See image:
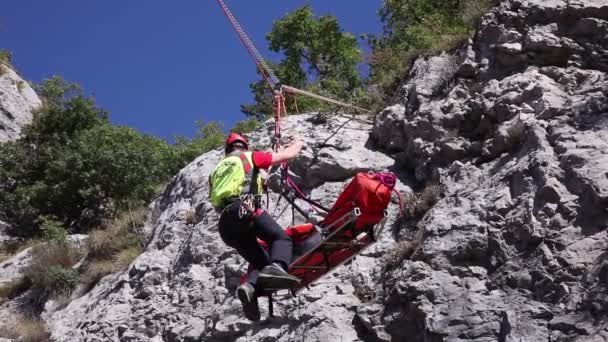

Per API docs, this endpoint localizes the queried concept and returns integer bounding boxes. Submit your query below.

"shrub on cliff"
[368,0,492,94]
[0,49,12,66]
[231,118,260,134]
[0,277,31,303]
[23,241,82,297]
[172,121,224,168]
[83,208,145,290]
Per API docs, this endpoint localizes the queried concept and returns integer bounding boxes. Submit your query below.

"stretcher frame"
[262,207,388,317]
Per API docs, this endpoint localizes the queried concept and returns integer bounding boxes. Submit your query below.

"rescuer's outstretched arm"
[270,139,303,165]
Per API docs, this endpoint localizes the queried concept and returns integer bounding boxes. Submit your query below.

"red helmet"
[225,132,249,152]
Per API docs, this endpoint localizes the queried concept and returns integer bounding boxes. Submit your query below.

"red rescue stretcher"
[240,172,398,317]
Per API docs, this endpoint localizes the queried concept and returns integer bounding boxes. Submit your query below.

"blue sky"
[1,1,382,140]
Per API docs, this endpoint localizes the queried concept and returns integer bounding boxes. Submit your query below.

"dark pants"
[218,200,293,283]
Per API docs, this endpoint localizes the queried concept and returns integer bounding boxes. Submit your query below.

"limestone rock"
[0,235,87,287]
[365,0,608,340]
[48,114,407,342]
[0,235,88,338]
[0,64,41,142]
[7,0,604,340]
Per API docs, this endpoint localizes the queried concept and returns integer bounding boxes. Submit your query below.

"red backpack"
[321,172,396,237]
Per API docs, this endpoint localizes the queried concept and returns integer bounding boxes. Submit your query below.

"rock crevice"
[364,0,608,340]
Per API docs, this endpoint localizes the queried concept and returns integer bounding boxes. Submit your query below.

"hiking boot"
[258,263,300,290]
[236,283,260,321]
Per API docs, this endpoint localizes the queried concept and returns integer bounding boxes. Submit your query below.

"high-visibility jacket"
[209,151,263,209]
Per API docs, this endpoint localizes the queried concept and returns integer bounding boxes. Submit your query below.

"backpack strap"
[239,153,253,174]
[234,152,259,195]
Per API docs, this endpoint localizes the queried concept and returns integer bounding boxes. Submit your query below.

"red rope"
[216,0,278,90]
[372,172,405,216]
[393,188,405,216]
[287,175,326,214]
[272,88,331,214]
[272,91,285,151]
[216,0,372,116]
[281,163,328,215]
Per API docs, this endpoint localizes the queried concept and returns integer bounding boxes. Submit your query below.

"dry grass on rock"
[382,240,419,272]
[87,208,145,260]
[0,316,50,342]
[80,260,114,293]
[0,252,10,264]
[403,184,441,219]
[0,239,43,257]
[23,241,82,297]
[82,208,146,291]
[17,317,50,342]
[0,277,31,303]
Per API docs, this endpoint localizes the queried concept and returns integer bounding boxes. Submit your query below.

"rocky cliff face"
[0,64,43,329]
[3,0,603,340]
[48,114,408,341]
[0,64,41,142]
[366,0,608,341]
[0,235,88,334]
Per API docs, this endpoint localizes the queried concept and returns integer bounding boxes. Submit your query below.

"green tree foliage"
[45,124,176,219]
[242,5,362,117]
[369,0,491,94]
[231,118,260,134]
[27,76,108,145]
[0,77,223,238]
[0,78,110,236]
[172,121,225,167]
[38,215,68,242]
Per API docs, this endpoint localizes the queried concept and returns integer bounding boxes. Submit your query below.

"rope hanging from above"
[216,0,279,88]
[215,0,371,116]
[216,0,375,217]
